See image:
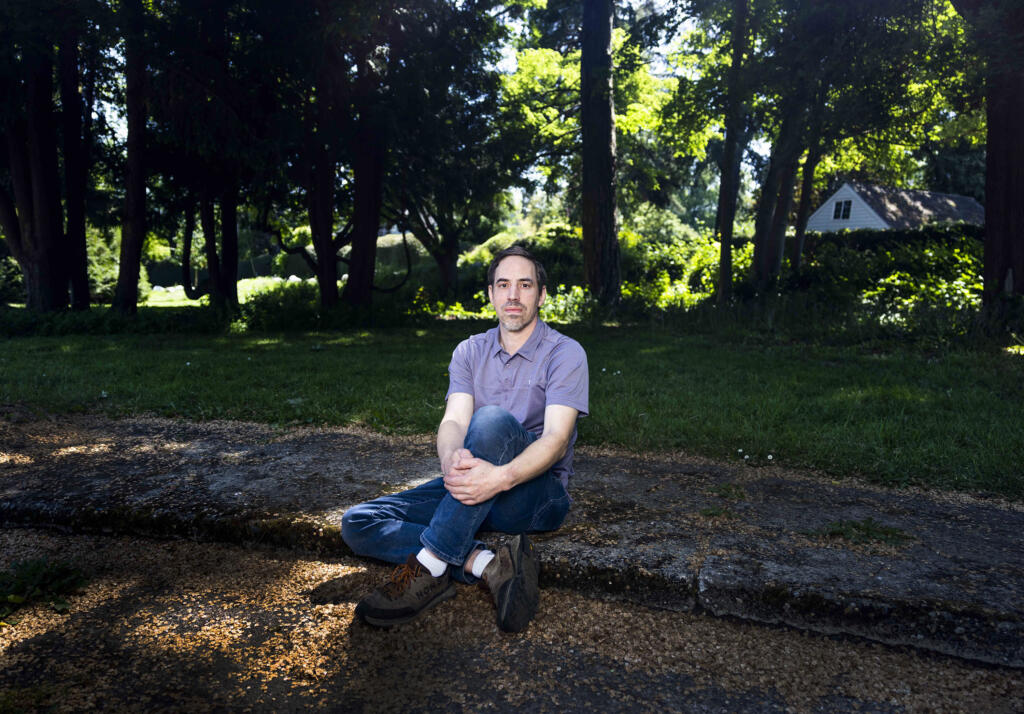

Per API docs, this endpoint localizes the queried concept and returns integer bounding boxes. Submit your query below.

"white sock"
[470,549,496,579]
[416,548,448,577]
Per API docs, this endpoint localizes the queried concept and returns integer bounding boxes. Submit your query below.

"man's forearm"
[437,419,468,472]
[496,433,568,490]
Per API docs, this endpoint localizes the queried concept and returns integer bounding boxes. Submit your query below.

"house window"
[833,200,851,220]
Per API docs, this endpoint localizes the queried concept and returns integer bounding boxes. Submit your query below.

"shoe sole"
[496,534,540,633]
[359,583,457,628]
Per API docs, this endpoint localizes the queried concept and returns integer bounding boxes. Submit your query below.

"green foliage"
[0,559,87,626]
[792,225,984,332]
[241,279,321,332]
[0,255,23,305]
[459,222,586,299]
[540,284,597,324]
[87,227,151,304]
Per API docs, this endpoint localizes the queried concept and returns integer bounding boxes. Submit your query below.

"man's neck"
[498,319,539,356]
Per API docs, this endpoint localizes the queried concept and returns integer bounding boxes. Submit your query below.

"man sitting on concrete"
[342,246,589,632]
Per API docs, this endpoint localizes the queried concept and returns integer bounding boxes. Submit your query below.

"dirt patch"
[2,529,1022,713]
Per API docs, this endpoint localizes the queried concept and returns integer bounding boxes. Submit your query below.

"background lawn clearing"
[2,324,1021,499]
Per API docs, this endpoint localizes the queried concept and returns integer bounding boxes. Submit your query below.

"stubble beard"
[498,303,536,332]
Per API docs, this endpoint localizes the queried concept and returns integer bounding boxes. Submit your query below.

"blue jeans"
[341,405,570,583]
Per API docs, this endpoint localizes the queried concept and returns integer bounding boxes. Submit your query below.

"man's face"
[488,255,546,333]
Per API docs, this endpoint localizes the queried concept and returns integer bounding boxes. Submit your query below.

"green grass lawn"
[2,323,1022,499]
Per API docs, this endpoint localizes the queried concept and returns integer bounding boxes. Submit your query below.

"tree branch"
[274,229,319,274]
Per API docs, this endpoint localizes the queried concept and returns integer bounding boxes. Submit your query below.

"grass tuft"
[808,518,911,547]
[0,558,88,626]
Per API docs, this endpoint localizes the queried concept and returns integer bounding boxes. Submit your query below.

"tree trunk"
[113,0,146,315]
[789,89,826,273]
[951,0,1024,306]
[59,24,91,310]
[790,145,823,272]
[343,89,385,309]
[18,47,68,311]
[752,113,803,290]
[180,196,207,300]
[716,0,749,305]
[309,88,339,309]
[199,195,227,311]
[766,153,800,277]
[581,0,620,306]
[220,184,240,309]
[982,22,1024,301]
[438,225,462,298]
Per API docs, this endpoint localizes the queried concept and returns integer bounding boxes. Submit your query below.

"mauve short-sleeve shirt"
[445,320,589,488]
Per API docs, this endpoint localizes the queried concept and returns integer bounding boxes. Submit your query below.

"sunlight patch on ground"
[53,443,113,458]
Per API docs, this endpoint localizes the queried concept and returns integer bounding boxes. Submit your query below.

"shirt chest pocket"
[515,368,548,408]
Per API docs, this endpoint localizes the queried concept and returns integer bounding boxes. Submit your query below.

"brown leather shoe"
[355,554,456,627]
[482,534,540,633]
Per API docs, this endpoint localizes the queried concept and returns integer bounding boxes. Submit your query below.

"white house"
[805,182,984,233]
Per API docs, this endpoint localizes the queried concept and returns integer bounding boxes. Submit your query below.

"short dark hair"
[487,245,547,290]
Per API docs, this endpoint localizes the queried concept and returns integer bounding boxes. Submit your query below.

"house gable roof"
[847,182,984,229]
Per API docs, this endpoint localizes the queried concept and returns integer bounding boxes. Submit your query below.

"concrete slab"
[1,414,1021,667]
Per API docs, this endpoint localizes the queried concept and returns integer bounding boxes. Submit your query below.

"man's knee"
[467,405,517,441]
[465,406,524,464]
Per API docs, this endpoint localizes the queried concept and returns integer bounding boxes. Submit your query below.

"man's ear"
[538,285,547,306]
[487,284,493,302]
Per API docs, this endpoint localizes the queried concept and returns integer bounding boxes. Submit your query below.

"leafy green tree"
[748,0,941,289]
[383,1,526,298]
[509,2,680,291]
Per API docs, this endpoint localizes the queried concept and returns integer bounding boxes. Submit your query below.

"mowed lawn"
[2,323,1022,499]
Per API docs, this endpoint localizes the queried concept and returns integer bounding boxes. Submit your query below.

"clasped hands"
[442,448,509,505]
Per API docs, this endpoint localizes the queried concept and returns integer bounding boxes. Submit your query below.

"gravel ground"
[1,529,1021,713]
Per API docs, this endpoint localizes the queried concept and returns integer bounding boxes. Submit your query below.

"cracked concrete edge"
[695,562,1023,669]
[1,501,1020,669]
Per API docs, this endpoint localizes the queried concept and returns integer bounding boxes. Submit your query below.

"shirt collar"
[488,320,548,362]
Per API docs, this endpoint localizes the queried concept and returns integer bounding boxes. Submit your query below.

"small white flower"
[744,455,749,460]
[767,454,773,461]
[737,448,743,454]
[100,390,108,399]
[602,368,606,372]
[186,361,191,366]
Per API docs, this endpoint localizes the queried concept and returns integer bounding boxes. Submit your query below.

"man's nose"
[508,283,520,299]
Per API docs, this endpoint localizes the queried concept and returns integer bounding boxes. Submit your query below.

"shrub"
[540,284,597,324]
[241,278,321,332]
[459,223,585,303]
[792,225,984,324]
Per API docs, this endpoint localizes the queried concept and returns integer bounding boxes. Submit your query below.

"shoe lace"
[383,561,423,597]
